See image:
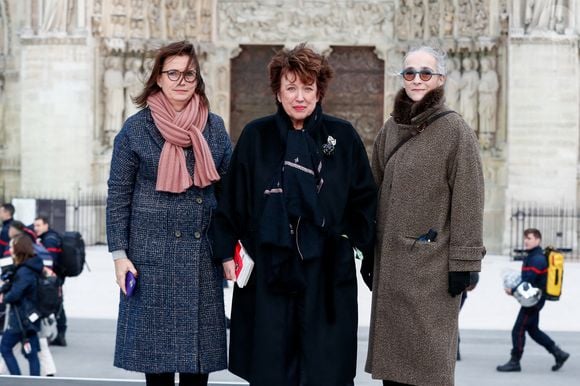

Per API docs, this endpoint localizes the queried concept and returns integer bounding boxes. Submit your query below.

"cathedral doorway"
[230,45,384,154]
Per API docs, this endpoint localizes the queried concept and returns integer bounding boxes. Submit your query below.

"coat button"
[175,230,182,238]
[194,231,201,239]
[196,197,203,204]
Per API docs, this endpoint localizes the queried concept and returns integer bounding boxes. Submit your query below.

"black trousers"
[145,373,208,386]
[510,299,555,359]
[383,381,414,386]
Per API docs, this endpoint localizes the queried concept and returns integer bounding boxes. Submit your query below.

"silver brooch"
[322,135,336,156]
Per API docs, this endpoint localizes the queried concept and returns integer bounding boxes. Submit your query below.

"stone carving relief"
[123,57,143,120]
[394,0,490,41]
[511,0,572,35]
[442,51,502,150]
[478,57,499,149]
[39,0,71,33]
[91,0,213,42]
[218,1,394,44]
[459,56,479,133]
[445,56,461,112]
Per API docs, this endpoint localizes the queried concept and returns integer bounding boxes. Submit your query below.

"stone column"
[19,39,93,194]
[504,35,579,252]
[211,43,241,134]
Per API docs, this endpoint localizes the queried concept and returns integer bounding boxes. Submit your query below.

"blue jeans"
[0,329,40,375]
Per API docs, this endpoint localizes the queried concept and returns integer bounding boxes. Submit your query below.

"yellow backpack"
[544,247,564,301]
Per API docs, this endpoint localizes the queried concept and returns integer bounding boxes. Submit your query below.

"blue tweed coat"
[106,108,232,374]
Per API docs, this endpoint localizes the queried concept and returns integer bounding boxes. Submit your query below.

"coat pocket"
[128,208,168,266]
[333,235,356,286]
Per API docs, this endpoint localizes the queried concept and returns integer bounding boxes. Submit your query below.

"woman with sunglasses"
[365,46,485,386]
[107,41,232,386]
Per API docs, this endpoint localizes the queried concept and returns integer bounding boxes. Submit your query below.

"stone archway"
[229,45,282,143]
[325,46,385,156]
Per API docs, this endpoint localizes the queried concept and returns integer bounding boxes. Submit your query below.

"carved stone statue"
[103,56,125,147]
[525,0,557,33]
[166,0,180,39]
[478,57,499,148]
[445,57,461,112]
[148,0,162,37]
[411,0,425,39]
[40,0,69,33]
[459,57,479,132]
[395,0,411,40]
[428,0,440,38]
[124,58,143,120]
[442,0,455,36]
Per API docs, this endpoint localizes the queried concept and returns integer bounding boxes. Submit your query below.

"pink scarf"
[147,91,220,192]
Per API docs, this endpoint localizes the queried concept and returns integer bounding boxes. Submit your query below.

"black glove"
[360,256,374,291]
[448,271,471,297]
[466,272,480,291]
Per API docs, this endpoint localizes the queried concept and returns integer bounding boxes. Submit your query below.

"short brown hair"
[268,43,334,103]
[11,234,35,265]
[524,228,542,240]
[134,41,209,109]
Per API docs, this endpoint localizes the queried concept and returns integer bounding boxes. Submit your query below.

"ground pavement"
[0,246,578,385]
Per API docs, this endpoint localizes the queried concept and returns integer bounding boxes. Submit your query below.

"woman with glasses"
[107,41,232,386]
[365,46,485,386]
[212,43,376,386]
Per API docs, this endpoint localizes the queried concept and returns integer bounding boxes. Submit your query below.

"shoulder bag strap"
[385,110,456,165]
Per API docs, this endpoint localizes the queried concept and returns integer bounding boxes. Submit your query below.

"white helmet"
[513,281,542,307]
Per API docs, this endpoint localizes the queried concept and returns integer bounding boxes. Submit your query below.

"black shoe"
[49,334,67,347]
[551,346,570,371]
[497,357,521,372]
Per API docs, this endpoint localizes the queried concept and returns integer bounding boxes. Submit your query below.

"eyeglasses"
[161,69,197,83]
[400,68,443,82]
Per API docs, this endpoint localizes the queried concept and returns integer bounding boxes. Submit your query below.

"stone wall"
[0,0,578,253]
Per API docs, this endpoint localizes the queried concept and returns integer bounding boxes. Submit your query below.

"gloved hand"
[448,271,471,297]
[466,272,480,291]
[360,256,373,291]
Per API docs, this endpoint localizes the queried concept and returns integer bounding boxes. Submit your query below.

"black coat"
[212,106,377,385]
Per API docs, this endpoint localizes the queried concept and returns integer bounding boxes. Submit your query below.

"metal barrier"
[2,190,107,246]
[510,202,577,260]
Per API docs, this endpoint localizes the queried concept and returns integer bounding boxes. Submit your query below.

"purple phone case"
[126,271,137,297]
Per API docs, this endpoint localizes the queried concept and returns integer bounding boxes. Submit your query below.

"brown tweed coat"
[365,87,485,385]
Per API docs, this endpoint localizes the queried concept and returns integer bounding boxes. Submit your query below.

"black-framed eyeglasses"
[400,68,443,82]
[161,69,197,82]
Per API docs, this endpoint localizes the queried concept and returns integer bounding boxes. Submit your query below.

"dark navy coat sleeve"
[106,121,140,252]
[522,248,548,288]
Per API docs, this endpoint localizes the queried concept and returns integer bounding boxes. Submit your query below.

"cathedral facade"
[0,0,578,253]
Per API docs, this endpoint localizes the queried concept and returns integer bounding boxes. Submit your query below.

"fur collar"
[392,87,446,125]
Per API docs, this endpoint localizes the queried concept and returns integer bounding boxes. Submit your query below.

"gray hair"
[403,46,447,75]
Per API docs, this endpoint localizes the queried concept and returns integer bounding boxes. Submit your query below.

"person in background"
[212,43,376,386]
[366,46,485,386]
[457,272,479,361]
[497,228,570,372]
[0,203,14,338]
[9,220,57,376]
[107,40,232,386]
[34,216,66,347]
[0,204,15,257]
[0,235,43,376]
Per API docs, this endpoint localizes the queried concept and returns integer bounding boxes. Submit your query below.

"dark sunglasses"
[400,68,443,81]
